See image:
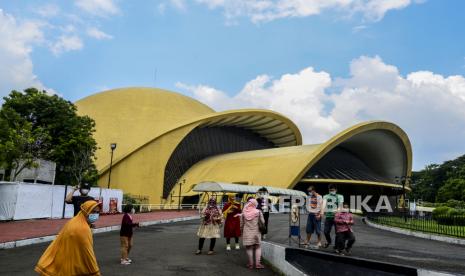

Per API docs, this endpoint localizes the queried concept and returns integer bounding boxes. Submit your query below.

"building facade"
[76,87,412,205]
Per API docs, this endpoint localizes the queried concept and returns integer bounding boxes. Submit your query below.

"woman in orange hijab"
[35,200,101,276]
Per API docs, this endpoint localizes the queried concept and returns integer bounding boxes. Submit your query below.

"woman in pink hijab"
[240,198,265,269]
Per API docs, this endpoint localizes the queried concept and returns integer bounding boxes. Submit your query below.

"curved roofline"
[98,109,302,174]
[300,178,412,192]
[76,86,215,113]
[289,121,413,189]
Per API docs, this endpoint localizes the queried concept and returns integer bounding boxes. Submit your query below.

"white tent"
[192,181,306,197]
[0,182,123,220]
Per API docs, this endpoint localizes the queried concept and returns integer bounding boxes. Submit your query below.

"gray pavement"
[0,219,277,276]
[266,214,465,275]
[2,213,465,275]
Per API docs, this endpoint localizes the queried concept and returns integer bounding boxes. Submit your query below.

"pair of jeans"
[323,217,336,245]
[198,238,216,251]
[335,231,355,251]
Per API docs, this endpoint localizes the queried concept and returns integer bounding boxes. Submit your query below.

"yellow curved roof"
[178,121,412,195]
[75,87,215,169]
[76,87,302,171]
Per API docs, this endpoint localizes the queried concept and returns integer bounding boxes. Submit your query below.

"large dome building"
[76,87,412,205]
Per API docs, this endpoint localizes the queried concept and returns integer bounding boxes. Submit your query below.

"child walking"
[120,204,139,265]
[334,203,355,255]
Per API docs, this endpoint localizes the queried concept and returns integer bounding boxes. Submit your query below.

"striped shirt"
[308,193,322,214]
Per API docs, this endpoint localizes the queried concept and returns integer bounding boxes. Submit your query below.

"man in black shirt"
[65,183,95,216]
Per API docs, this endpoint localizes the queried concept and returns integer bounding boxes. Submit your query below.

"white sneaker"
[235,244,240,250]
[126,258,132,263]
[120,260,131,265]
[226,244,231,251]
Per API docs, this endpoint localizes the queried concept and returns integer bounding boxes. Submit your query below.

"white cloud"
[178,56,465,169]
[195,0,417,23]
[75,0,120,17]
[170,0,187,11]
[0,10,52,98]
[35,4,60,18]
[86,27,113,40]
[50,35,83,55]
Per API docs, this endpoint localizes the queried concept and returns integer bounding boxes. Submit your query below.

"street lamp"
[395,175,411,222]
[178,179,185,211]
[107,143,117,189]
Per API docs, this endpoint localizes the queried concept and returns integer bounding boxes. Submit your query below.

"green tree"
[0,88,98,185]
[436,178,465,202]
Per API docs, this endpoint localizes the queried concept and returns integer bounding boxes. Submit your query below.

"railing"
[122,204,206,213]
[367,212,465,238]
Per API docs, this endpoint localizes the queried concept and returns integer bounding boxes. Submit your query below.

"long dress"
[241,211,265,246]
[197,207,223,239]
[222,202,241,238]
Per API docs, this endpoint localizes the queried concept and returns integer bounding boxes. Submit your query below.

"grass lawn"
[372,216,465,238]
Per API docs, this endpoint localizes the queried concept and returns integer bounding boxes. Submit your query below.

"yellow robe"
[35,200,101,276]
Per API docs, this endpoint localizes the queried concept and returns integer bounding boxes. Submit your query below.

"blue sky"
[1,0,465,170]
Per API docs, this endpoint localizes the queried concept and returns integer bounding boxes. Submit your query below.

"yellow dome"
[75,87,215,169]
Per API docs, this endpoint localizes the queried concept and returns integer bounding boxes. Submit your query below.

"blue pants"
[306,213,321,235]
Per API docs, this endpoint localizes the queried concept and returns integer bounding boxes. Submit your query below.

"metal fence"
[367,212,465,238]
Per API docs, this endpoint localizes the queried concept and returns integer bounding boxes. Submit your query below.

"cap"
[80,183,91,189]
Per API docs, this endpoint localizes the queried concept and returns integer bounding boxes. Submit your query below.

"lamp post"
[178,179,185,211]
[395,175,411,222]
[107,143,117,189]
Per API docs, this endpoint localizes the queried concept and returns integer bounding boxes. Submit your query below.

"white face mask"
[81,189,90,195]
[131,208,135,214]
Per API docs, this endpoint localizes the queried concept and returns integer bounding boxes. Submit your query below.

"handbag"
[258,216,266,234]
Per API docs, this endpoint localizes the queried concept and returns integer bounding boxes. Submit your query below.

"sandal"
[246,263,253,269]
[256,263,265,269]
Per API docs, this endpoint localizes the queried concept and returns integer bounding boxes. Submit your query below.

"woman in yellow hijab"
[35,200,101,276]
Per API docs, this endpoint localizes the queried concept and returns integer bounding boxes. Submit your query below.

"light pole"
[395,175,411,222]
[107,143,117,189]
[178,179,185,211]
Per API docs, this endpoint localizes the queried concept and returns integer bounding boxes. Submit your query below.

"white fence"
[0,182,122,220]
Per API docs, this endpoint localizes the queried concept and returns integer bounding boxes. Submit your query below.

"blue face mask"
[87,213,99,224]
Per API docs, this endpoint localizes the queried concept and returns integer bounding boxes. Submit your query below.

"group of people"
[35,184,140,275]
[33,183,355,275]
[305,184,355,255]
[195,193,269,269]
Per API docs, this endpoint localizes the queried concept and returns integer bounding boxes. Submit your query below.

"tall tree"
[0,88,97,185]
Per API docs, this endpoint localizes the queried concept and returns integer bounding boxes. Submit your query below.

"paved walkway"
[0,219,276,276]
[266,214,465,275]
[0,210,198,243]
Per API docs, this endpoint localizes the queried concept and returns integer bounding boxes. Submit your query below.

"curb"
[261,241,308,276]
[364,218,465,246]
[0,216,199,250]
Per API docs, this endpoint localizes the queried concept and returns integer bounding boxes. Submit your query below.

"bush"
[444,199,465,209]
[433,206,465,226]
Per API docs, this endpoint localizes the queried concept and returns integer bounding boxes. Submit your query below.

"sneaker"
[120,260,131,265]
[226,244,231,251]
[345,248,352,255]
[235,244,240,250]
[195,250,201,255]
[322,243,330,249]
[207,250,214,255]
[125,258,132,263]
[316,242,322,248]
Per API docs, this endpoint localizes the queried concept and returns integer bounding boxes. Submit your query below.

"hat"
[80,183,91,189]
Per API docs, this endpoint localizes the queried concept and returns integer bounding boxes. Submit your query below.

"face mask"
[81,189,90,195]
[131,208,135,214]
[330,191,336,195]
[87,213,99,223]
